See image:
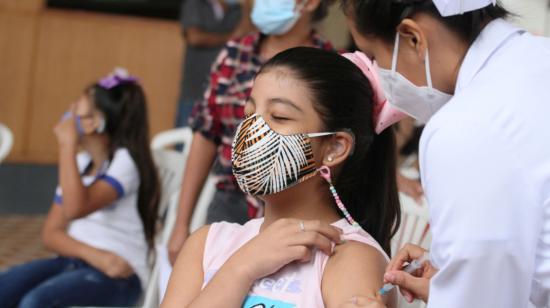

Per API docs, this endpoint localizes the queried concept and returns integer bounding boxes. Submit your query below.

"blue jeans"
[0,257,141,308]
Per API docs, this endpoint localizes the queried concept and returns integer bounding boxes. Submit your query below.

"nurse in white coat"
[342,0,550,307]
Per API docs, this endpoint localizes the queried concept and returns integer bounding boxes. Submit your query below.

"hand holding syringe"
[379,252,430,296]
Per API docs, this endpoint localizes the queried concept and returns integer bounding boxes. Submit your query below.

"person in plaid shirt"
[168,0,337,264]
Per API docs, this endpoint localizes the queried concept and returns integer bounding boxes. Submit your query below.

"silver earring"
[327,156,334,162]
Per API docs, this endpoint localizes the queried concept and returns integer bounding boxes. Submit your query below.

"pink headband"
[342,52,407,134]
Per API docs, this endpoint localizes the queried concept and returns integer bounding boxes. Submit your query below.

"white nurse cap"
[432,0,497,16]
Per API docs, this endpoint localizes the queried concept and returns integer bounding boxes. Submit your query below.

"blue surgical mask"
[251,0,305,35]
[223,0,241,5]
[61,112,106,136]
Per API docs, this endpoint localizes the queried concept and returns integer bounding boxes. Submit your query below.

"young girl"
[168,0,337,265]
[162,48,402,308]
[0,69,160,307]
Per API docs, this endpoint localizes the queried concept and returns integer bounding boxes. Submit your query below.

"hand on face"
[54,106,80,148]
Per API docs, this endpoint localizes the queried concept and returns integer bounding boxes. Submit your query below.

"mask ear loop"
[425,47,434,96]
[391,33,400,74]
[96,117,106,134]
[319,166,360,227]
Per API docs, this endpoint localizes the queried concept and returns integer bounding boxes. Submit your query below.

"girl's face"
[245,67,327,163]
[245,68,324,136]
[73,92,105,135]
[235,64,357,204]
[243,66,354,174]
[241,67,331,200]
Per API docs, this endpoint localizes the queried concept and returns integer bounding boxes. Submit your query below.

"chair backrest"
[0,123,14,163]
[142,127,216,308]
[393,192,431,308]
[151,128,192,221]
[392,193,431,254]
[150,127,215,236]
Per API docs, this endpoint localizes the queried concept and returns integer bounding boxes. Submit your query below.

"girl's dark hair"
[88,82,160,251]
[341,0,510,44]
[259,47,400,255]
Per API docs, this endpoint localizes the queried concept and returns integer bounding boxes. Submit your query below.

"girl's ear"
[321,131,355,167]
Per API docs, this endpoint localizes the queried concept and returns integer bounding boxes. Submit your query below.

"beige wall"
[0,1,353,164]
[319,4,351,50]
[502,0,549,35]
[0,1,183,163]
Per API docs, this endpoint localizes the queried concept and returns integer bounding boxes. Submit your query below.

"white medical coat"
[420,19,550,307]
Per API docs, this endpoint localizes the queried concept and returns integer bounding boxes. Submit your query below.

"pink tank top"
[202,218,389,308]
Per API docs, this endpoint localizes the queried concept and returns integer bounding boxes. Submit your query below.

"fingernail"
[384,273,395,281]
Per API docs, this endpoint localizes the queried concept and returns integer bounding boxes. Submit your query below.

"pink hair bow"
[342,52,407,134]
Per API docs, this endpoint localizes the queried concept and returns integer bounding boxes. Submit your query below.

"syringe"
[379,253,430,295]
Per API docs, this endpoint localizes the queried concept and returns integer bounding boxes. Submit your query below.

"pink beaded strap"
[319,166,360,227]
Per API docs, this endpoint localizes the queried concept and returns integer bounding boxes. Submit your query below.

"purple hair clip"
[98,67,139,89]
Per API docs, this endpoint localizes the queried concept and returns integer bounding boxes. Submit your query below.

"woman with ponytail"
[162,47,401,308]
[0,69,160,307]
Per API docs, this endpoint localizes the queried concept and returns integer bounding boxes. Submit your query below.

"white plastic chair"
[0,123,14,163]
[392,193,431,254]
[142,127,216,308]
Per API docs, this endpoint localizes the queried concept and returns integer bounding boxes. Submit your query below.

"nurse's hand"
[384,244,437,303]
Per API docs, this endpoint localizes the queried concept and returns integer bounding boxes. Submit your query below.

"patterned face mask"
[232,114,335,196]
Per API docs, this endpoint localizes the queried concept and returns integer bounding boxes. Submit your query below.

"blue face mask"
[61,112,106,136]
[223,0,241,5]
[251,0,305,35]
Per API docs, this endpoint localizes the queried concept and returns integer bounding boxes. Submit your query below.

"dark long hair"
[259,47,400,255]
[88,82,160,250]
[341,0,510,44]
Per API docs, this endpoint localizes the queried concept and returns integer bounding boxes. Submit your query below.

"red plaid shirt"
[189,31,335,217]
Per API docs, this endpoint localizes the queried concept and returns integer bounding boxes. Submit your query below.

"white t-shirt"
[54,148,149,287]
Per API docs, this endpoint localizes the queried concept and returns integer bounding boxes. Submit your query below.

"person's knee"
[18,286,55,308]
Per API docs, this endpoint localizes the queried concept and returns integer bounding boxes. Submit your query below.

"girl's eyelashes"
[271,114,291,122]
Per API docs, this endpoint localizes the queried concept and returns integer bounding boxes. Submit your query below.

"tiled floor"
[0,215,53,271]
[0,164,56,270]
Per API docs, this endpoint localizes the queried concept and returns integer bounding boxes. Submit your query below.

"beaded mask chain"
[319,166,360,227]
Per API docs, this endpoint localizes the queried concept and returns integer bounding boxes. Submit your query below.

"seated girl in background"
[0,69,160,308]
[162,47,402,308]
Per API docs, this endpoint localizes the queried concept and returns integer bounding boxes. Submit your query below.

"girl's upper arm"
[162,225,210,308]
[74,180,120,217]
[66,149,139,219]
[322,241,396,308]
